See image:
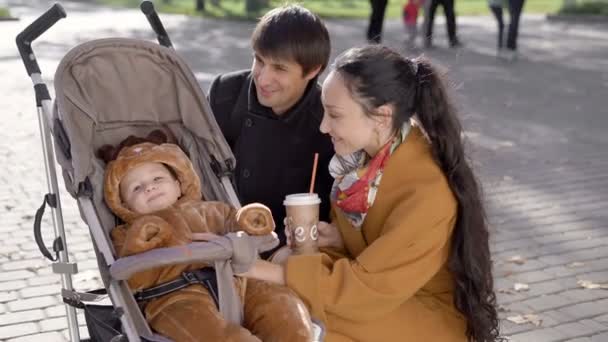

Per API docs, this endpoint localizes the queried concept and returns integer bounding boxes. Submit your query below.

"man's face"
[251,52,320,115]
[120,162,181,215]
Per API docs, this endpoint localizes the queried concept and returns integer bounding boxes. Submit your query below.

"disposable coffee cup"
[284,193,321,255]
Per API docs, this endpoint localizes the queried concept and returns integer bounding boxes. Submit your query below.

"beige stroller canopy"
[53,38,235,203]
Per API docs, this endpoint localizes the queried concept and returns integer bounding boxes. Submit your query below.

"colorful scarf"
[329,121,412,229]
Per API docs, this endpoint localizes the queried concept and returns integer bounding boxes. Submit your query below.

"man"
[207,5,334,258]
[424,0,462,48]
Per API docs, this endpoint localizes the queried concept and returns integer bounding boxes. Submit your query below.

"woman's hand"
[284,219,344,250]
[237,259,285,285]
[317,221,344,249]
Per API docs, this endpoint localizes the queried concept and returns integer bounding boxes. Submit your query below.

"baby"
[99,131,313,342]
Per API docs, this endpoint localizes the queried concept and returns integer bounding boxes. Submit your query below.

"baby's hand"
[122,216,172,256]
[236,203,275,235]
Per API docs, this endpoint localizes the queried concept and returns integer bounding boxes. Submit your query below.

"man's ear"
[303,65,323,81]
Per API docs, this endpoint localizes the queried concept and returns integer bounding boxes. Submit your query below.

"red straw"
[309,153,319,193]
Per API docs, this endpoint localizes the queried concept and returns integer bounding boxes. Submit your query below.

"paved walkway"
[1,1,607,341]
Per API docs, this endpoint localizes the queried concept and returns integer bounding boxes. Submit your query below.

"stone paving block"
[7,296,57,312]
[61,325,90,341]
[496,259,549,274]
[0,309,45,326]
[39,317,68,332]
[499,301,537,315]
[44,305,69,318]
[500,319,536,336]
[508,326,564,342]
[562,288,608,303]
[7,331,66,342]
[34,267,54,276]
[0,303,5,314]
[518,293,580,312]
[76,259,102,271]
[0,291,19,303]
[560,299,608,320]
[0,280,27,292]
[595,314,608,323]
[17,243,42,252]
[1,258,48,272]
[0,323,40,340]
[565,247,608,264]
[576,270,608,283]
[0,270,35,282]
[541,307,583,325]
[537,238,608,258]
[522,278,575,297]
[19,284,61,298]
[18,250,50,260]
[26,274,59,286]
[507,270,556,284]
[552,321,606,340]
[0,244,20,254]
[579,319,608,331]
[590,332,608,341]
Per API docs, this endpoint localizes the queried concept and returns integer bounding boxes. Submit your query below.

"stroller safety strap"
[133,267,219,308]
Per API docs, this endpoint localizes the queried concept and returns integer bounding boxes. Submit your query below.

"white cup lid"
[284,193,321,206]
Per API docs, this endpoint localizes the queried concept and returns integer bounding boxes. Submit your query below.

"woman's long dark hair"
[332,45,502,342]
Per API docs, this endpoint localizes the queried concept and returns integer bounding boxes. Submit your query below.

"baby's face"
[120,162,181,215]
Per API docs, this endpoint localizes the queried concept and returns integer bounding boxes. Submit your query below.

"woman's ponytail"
[414,58,503,342]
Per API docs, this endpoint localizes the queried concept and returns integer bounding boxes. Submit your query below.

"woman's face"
[320,71,381,156]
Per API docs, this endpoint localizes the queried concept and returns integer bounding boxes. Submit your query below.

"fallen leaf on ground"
[497,305,510,312]
[506,314,542,327]
[513,283,529,291]
[506,255,526,265]
[577,280,608,290]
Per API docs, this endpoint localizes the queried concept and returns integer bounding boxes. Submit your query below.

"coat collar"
[246,73,320,125]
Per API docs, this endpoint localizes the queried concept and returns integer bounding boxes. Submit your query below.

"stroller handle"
[140,0,173,48]
[16,3,66,76]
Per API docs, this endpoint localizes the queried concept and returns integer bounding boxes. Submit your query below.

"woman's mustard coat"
[285,127,468,341]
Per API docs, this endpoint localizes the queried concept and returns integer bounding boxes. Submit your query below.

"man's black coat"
[208,70,334,256]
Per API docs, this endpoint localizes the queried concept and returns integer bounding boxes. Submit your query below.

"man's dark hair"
[251,5,331,76]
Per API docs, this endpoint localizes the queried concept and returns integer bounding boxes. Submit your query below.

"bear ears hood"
[104,142,201,223]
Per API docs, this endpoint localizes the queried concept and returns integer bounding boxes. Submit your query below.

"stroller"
[17,2,323,341]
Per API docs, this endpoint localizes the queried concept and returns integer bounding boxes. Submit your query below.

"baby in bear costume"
[99,131,313,342]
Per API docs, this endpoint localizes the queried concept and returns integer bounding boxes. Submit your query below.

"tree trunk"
[196,0,205,11]
[245,0,269,13]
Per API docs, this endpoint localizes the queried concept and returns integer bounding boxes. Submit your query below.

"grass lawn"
[101,0,564,20]
[0,6,11,18]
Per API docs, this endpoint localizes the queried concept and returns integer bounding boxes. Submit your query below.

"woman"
[238,45,502,341]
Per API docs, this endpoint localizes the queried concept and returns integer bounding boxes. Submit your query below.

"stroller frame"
[16,2,293,341]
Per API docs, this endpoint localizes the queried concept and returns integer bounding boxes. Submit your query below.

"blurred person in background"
[423,0,462,48]
[403,0,424,48]
[367,0,389,43]
[488,0,526,61]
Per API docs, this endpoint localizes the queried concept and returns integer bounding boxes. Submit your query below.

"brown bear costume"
[101,138,313,342]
